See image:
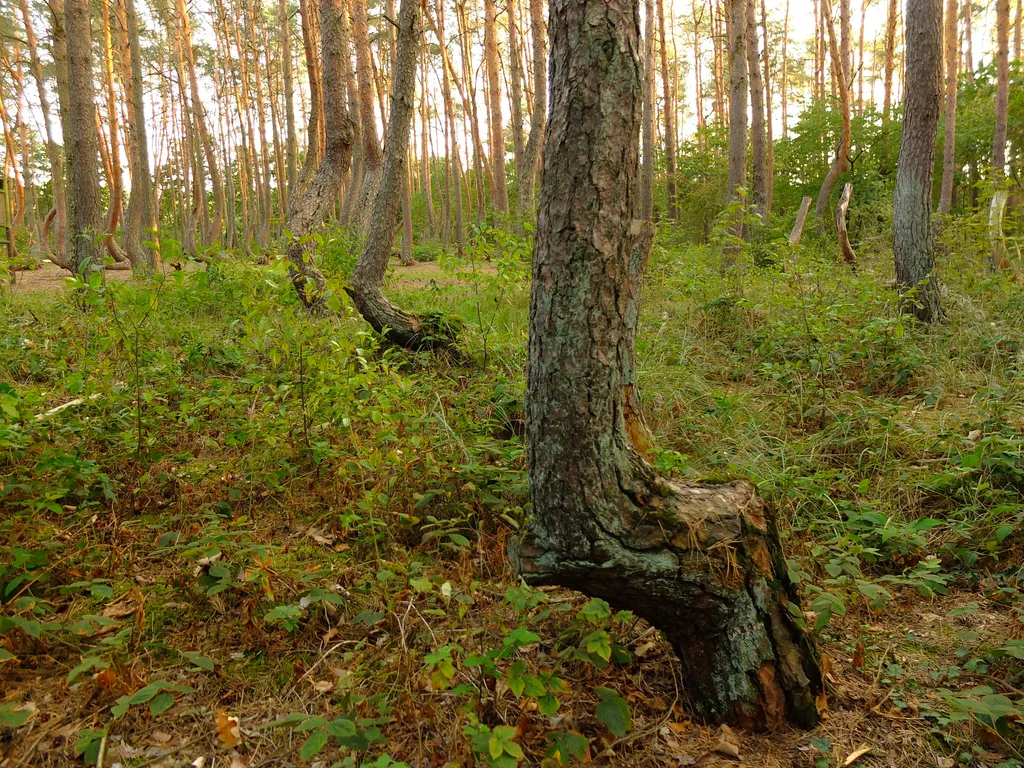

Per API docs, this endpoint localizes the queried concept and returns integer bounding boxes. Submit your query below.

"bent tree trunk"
[346,0,456,349]
[510,0,821,728]
[285,0,356,310]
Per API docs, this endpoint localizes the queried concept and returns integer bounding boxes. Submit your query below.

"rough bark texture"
[286,0,356,309]
[993,0,1010,178]
[512,0,822,729]
[745,0,768,223]
[281,0,299,201]
[351,0,384,232]
[483,0,509,212]
[938,0,959,215]
[64,0,104,275]
[641,0,656,219]
[347,0,456,349]
[894,0,943,323]
[814,0,852,236]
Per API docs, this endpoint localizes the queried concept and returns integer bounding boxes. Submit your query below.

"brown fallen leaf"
[843,745,872,766]
[151,731,173,744]
[215,711,242,749]
[101,600,136,619]
[311,680,333,693]
[715,725,741,759]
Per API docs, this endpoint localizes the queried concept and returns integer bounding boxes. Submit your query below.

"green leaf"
[295,716,329,732]
[149,692,175,716]
[594,687,631,737]
[300,730,329,761]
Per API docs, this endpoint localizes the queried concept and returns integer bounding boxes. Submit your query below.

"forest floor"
[1,232,1023,768]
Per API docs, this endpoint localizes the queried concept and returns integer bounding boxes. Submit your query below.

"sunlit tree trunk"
[815,0,852,237]
[781,0,789,135]
[512,0,822,728]
[519,0,546,219]
[427,0,465,253]
[281,0,299,203]
[727,0,748,250]
[993,0,1010,179]
[420,41,436,236]
[964,0,974,84]
[882,0,897,121]
[939,0,960,215]
[894,0,943,322]
[509,0,526,219]
[641,0,655,219]
[483,0,509,212]
[351,0,384,232]
[746,0,768,223]
[657,0,678,219]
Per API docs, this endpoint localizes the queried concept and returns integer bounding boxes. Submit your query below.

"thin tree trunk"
[512,0,822,728]
[726,0,748,249]
[509,0,526,221]
[938,0,959,215]
[815,0,852,234]
[882,0,897,121]
[781,0,788,135]
[762,0,774,214]
[789,196,812,245]
[1015,0,1022,59]
[286,0,356,309]
[348,0,454,348]
[281,0,299,203]
[993,0,1010,179]
[657,0,678,219]
[746,0,768,223]
[641,0,656,219]
[518,0,546,219]
[894,0,943,322]
[836,182,856,262]
[483,0,509,212]
[964,0,974,83]
[351,0,384,232]
[420,40,436,235]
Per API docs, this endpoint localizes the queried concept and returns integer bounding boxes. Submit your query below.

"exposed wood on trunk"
[512,0,822,728]
[789,196,813,246]
[988,190,1022,281]
[836,182,856,263]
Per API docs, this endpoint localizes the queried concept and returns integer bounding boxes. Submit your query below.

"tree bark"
[781,0,789,135]
[281,0,299,203]
[351,0,385,232]
[893,0,943,323]
[938,0,959,215]
[746,0,768,223]
[993,0,1010,179]
[882,0,898,121]
[727,0,748,207]
[286,0,356,309]
[509,0,526,221]
[836,182,856,263]
[518,0,546,219]
[347,0,456,349]
[789,196,812,245]
[63,0,104,275]
[511,0,822,728]
[483,0,509,212]
[657,0,678,219]
[641,0,656,219]
[814,0,852,235]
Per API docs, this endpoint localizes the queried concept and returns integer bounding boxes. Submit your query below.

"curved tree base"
[287,239,329,313]
[346,282,460,351]
[510,478,822,730]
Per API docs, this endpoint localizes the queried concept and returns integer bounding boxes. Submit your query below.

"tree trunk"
[657,0,678,219]
[782,0,789,135]
[893,0,943,323]
[347,0,456,349]
[509,0,526,222]
[351,0,384,232]
[641,0,656,219]
[1015,0,1022,60]
[286,0,356,309]
[518,0,546,219]
[789,196,812,245]
[63,0,104,275]
[964,0,974,83]
[427,0,465,253]
[761,0,774,215]
[814,0,852,235]
[993,0,1010,179]
[118,0,157,267]
[511,0,822,728]
[938,0,959,215]
[420,41,436,235]
[836,182,856,263]
[746,0,768,223]
[18,0,67,267]
[882,0,897,121]
[727,0,747,208]
[281,0,299,202]
[483,0,509,213]
[988,190,1022,279]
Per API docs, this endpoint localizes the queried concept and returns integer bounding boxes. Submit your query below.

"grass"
[1,223,1023,767]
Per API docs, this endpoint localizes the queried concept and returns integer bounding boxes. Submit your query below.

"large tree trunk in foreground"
[286,0,356,309]
[893,0,943,323]
[938,0,959,216]
[511,0,821,728]
[347,0,456,349]
[64,0,104,275]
